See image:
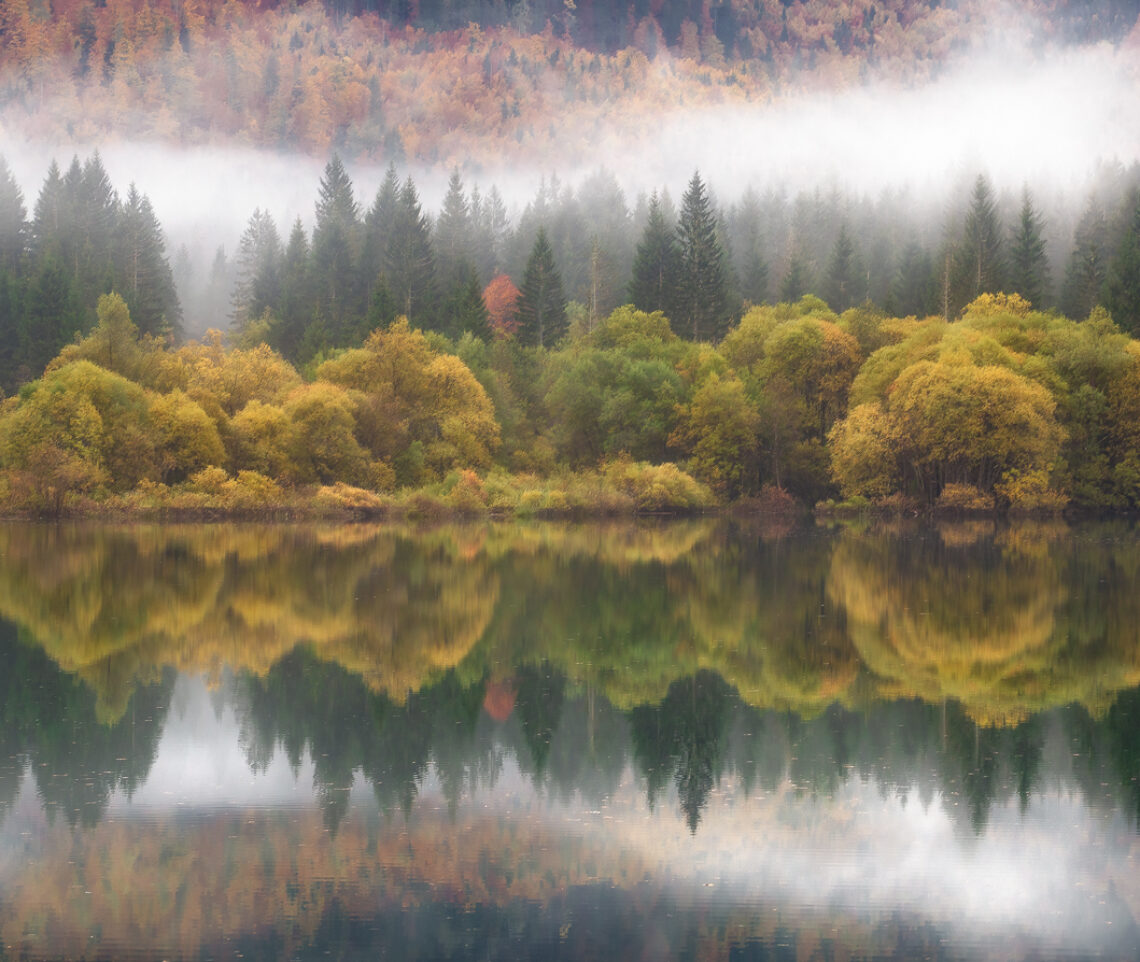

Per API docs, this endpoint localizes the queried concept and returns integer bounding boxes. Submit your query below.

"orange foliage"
[483,274,520,338]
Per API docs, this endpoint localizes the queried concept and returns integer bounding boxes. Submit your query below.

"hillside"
[1,0,1138,167]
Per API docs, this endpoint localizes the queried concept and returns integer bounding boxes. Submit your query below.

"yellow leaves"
[318,318,500,480]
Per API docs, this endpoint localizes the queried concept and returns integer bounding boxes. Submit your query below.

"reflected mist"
[2,519,1140,959]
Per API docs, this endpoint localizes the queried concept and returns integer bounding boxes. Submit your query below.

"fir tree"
[889,239,936,318]
[1062,197,1109,320]
[272,218,313,361]
[516,227,567,348]
[310,154,362,342]
[628,191,678,315]
[675,171,730,340]
[824,221,864,312]
[116,185,182,340]
[434,168,474,294]
[0,157,27,273]
[1007,187,1050,309]
[1105,189,1140,335]
[385,176,437,327]
[230,208,281,332]
[361,163,400,300]
[950,174,1005,313]
[780,248,813,302]
[441,261,492,341]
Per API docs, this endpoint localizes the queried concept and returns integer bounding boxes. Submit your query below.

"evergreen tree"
[441,261,492,341]
[30,160,65,259]
[310,154,362,343]
[675,171,730,341]
[780,247,813,302]
[433,168,474,294]
[385,176,437,327]
[516,227,567,348]
[22,255,83,376]
[0,156,27,273]
[889,239,936,317]
[1104,189,1140,335]
[1007,187,1051,309]
[1062,197,1109,320]
[230,208,281,332]
[824,221,864,312]
[628,191,679,315]
[115,185,182,340]
[360,162,400,300]
[272,218,313,361]
[470,184,510,282]
[950,174,1005,313]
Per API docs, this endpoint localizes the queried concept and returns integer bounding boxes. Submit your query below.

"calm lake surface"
[1,518,1140,960]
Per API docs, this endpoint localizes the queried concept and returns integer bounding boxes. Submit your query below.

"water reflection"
[1,519,1140,958]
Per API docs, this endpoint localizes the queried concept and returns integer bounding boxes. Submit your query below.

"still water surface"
[1,519,1139,960]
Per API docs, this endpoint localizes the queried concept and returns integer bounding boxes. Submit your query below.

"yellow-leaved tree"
[317,318,499,485]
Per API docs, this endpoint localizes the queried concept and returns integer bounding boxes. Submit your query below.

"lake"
[1,518,1139,960]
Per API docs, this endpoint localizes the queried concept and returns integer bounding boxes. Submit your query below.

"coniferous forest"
[2,0,1140,515]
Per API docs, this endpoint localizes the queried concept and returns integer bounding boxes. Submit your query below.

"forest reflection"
[2,519,1140,835]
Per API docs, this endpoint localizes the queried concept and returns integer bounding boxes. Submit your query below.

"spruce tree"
[385,177,437,327]
[950,174,1005,313]
[1062,197,1109,320]
[441,261,492,341]
[273,218,313,361]
[780,248,812,302]
[434,169,474,294]
[116,185,182,340]
[310,154,362,342]
[824,222,864,312]
[1007,188,1050,309]
[889,239,936,318]
[0,157,26,273]
[516,227,567,348]
[230,208,281,332]
[628,191,678,315]
[675,171,730,341]
[361,163,400,300]
[1105,189,1140,335]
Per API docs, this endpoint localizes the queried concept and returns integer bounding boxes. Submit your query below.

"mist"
[2,12,1138,333]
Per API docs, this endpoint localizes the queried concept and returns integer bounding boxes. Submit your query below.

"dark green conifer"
[1007,188,1050,309]
[675,171,730,340]
[516,227,567,348]
[628,191,678,315]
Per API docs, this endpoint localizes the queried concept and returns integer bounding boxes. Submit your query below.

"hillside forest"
[2,150,1140,515]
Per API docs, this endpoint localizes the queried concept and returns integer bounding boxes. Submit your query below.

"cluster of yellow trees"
[4,289,1140,515]
[0,293,498,513]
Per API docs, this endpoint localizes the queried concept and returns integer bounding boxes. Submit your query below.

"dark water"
[1,519,1139,960]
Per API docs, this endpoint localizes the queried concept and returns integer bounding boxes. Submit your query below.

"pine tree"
[950,174,1005,313]
[116,185,182,340]
[1007,188,1050,309]
[310,154,362,343]
[385,176,437,327]
[780,248,812,302]
[0,156,27,273]
[272,218,313,361]
[628,191,678,315]
[230,208,281,332]
[360,163,400,297]
[675,171,730,341]
[889,239,936,317]
[516,227,567,348]
[1105,189,1140,335]
[1062,197,1109,320]
[441,261,492,341]
[434,168,474,294]
[824,221,864,312]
